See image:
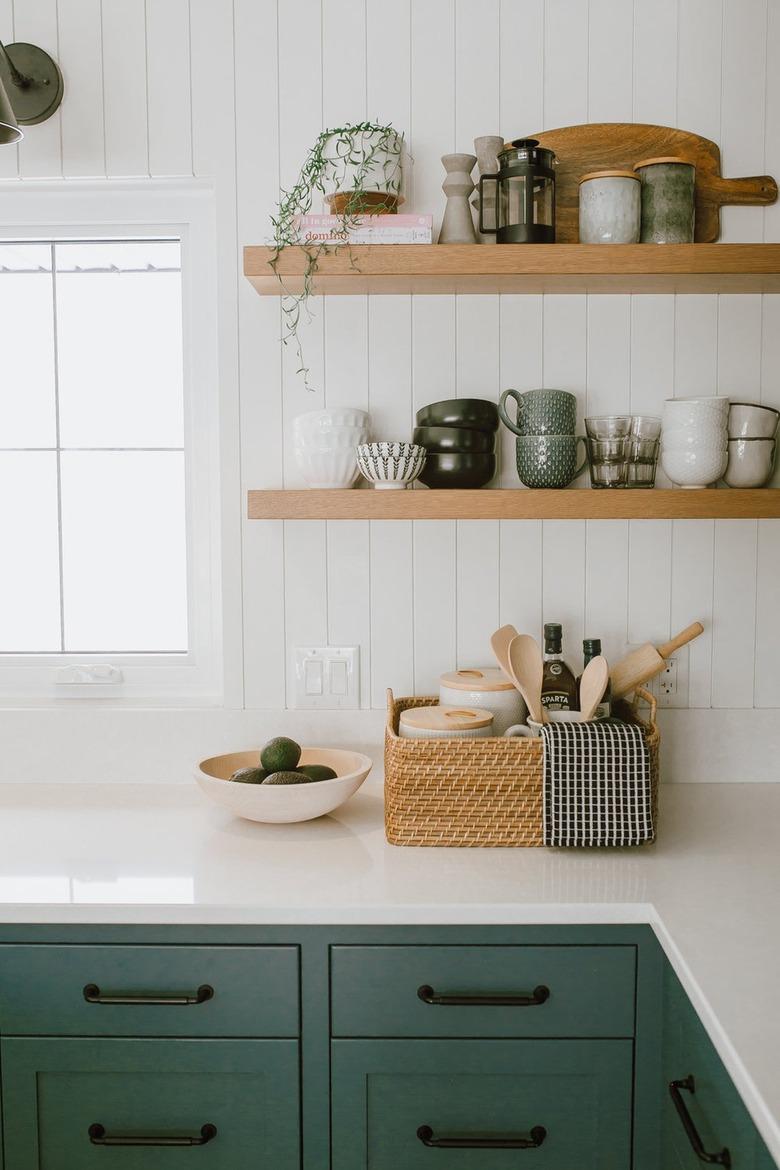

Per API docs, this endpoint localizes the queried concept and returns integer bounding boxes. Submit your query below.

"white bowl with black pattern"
[356,442,427,490]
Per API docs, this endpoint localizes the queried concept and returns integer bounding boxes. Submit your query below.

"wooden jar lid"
[439,667,515,692]
[579,169,639,183]
[400,705,494,731]
[633,156,695,170]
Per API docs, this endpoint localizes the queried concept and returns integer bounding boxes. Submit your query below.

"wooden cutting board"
[527,123,777,243]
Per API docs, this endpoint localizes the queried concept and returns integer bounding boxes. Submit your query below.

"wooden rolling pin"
[610,622,704,699]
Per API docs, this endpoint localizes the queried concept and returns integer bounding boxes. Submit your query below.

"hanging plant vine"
[270,121,404,391]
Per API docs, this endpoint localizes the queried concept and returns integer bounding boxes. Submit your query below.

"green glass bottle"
[578,637,612,720]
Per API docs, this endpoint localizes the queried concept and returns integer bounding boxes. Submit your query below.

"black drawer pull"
[417,983,549,1007]
[669,1076,731,1167]
[417,1124,546,1150]
[83,983,214,1006]
[88,1123,217,1147]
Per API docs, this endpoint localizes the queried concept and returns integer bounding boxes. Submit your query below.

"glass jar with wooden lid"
[439,667,526,736]
[578,170,641,244]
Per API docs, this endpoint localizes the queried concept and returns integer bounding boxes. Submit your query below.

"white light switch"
[293,647,359,709]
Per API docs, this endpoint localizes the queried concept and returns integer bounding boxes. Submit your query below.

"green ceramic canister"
[633,156,695,243]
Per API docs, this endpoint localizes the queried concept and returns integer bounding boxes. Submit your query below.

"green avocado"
[260,736,301,772]
[229,766,268,784]
[262,770,313,786]
[295,764,338,782]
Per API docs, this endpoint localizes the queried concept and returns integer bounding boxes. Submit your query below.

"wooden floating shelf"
[244,243,780,296]
[248,488,780,522]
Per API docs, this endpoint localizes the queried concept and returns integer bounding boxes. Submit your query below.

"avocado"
[229,766,268,784]
[295,764,338,782]
[260,736,301,772]
[262,770,313,786]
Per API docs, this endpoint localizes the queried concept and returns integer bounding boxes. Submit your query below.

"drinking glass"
[585,415,632,440]
[630,415,662,440]
[587,436,629,487]
[627,437,660,487]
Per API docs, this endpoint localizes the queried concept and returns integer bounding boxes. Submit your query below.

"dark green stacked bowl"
[414,399,498,488]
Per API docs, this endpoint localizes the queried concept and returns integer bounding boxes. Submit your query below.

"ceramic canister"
[399,705,494,740]
[633,157,696,243]
[439,668,527,736]
[578,170,641,244]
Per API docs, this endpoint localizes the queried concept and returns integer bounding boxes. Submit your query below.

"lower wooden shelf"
[247,488,780,521]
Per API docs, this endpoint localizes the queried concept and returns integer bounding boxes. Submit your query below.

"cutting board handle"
[710,174,778,205]
[658,622,704,659]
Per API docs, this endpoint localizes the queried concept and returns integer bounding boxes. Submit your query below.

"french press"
[479,138,557,243]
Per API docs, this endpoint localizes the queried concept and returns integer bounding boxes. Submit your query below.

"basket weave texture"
[384,688,660,848]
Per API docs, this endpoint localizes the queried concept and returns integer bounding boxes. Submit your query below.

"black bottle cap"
[544,622,562,652]
[583,638,602,656]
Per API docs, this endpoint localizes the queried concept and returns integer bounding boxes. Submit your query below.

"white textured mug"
[504,712,583,738]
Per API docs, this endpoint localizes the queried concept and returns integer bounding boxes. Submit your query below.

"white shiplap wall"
[2,0,779,730]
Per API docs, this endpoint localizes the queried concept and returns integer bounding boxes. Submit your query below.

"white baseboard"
[0,706,776,785]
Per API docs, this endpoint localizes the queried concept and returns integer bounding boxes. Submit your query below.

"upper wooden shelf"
[244,243,780,296]
[247,488,780,521]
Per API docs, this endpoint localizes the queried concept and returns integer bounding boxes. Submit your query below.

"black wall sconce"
[0,40,64,144]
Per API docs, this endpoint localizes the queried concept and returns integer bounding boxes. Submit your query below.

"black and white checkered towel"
[541,719,654,847]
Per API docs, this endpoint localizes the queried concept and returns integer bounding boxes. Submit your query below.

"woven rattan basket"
[384,687,659,847]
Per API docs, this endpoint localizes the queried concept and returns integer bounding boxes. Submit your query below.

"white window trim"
[0,181,225,706]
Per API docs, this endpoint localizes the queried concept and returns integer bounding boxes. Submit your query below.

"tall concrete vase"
[438,153,478,243]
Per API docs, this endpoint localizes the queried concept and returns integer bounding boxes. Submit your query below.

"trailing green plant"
[270,121,404,391]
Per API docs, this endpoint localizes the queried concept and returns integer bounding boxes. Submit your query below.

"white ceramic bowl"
[663,399,729,432]
[293,408,370,436]
[728,402,780,440]
[294,445,361,489]
[724,437,777,487]
[661,443,728,488]
[357,442,427,489]
[293,427,369,453]
[195,747,372,823]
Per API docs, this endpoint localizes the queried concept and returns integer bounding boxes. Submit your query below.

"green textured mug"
[499,387,578,436]
[516,434,588,488]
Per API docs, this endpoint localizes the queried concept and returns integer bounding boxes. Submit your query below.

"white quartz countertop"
[0,779,777,1161]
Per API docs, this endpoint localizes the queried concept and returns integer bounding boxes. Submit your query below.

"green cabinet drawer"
[1,1037,299,1170]
[662,965,776,1169]
[331,945,635,1037]
[0,945,298,1037]
[332,1038,633,1170]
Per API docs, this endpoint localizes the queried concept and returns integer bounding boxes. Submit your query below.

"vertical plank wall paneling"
[2,0,779,725]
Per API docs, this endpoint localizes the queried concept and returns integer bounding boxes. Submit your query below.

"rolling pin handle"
[657,622,704,659]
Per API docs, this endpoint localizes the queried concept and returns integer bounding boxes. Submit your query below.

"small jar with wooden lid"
[438,667,526,736]
[633,157,695,243]
[578,170,641,244]
[399,705,494,740]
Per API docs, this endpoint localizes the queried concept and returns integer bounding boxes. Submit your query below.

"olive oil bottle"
[578,638,612,720]
[541,623,578,711]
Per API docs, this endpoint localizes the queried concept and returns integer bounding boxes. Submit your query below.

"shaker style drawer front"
[0,945,299,1037]
[331,945,636,1037]
[1,1038,299,1170]
[332,1038,633,1170]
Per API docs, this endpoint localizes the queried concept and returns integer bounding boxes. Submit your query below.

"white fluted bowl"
[294,444,362,489]
[357,442,427,489]
[661,443,728,488]
[196,747,373,823]
[293,408,369,439]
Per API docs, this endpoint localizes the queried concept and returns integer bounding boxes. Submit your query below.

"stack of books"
[291,214,433,245]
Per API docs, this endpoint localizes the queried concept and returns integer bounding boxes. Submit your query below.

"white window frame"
[0,181,224,705]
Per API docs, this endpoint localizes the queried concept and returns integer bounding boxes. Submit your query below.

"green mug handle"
[573,435,588,481]
[498,388,525,437]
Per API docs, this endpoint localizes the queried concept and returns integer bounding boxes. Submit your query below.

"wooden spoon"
[508,634,545,725]
[490,624,519,682]
[578,655,609,721]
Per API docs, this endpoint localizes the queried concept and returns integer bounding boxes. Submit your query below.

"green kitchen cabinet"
[662,963,774,1170]
[331,1038,634,1170]
[1,1037,300,1170]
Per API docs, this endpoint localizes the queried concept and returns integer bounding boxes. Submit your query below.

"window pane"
[0,453,61,651]
[56,241,184,449]
[60,451,188,652]
[0,244,56,447]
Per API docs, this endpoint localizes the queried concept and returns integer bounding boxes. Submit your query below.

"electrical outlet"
[624,642,689,708]
[292,646,360,709]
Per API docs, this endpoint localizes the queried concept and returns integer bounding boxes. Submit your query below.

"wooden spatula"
[579,655,609,721]
[508,634,545,724]
[490,624,519,681]
[610,622,704,700]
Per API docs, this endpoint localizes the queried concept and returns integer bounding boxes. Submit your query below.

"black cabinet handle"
[83,983,214,1006]
[417,1124,546,1150]
[417,984,549,1007]
[669,1076,731,1167]
[88,1123,217,1147]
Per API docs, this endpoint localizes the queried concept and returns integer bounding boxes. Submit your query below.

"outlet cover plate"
[624,642,689,708]
[293,646,360,709]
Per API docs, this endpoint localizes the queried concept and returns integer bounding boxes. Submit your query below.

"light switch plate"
[293,646,360,709]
